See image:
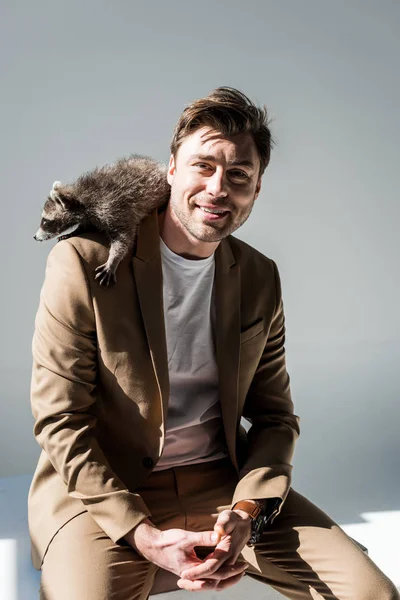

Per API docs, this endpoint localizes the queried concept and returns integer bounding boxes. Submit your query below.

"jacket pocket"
[240,318,264,344]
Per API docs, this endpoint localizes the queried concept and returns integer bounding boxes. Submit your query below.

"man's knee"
[354,574,399,600]
[376,580,400,600]
[40,512,155,600]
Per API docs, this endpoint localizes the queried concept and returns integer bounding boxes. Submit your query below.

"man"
[29,87,398,599]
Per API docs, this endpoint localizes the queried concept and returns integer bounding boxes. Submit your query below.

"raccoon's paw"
[94,263,117,287]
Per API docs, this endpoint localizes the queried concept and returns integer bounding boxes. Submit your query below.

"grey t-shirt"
[153,236,228,471]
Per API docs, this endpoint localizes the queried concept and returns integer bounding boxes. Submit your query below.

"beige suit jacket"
[28,207,300,569]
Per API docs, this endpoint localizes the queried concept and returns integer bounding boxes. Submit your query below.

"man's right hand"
[124,519,249,590]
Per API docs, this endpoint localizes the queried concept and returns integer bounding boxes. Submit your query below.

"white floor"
[0,474,398,599]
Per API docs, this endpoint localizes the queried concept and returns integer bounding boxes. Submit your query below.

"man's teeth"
[199,207,227,214]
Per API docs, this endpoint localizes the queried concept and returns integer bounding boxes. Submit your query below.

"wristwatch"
[233,499,279,546]
[233,499,264,519]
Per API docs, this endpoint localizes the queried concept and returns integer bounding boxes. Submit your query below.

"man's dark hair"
[170,86,274,178]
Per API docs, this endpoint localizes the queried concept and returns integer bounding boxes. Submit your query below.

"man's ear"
[167,154,176,185]
[254,177,262,201]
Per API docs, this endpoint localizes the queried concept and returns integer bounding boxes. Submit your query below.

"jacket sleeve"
[231,259,300,522]
[30,240,151,543]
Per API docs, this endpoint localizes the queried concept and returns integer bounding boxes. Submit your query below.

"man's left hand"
[178,509,252,589]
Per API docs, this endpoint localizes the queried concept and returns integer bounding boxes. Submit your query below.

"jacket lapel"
[214,238,241,469]
[133,211,170,442]
[133,210,241,467]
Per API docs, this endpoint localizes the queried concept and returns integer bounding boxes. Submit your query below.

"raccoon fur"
[34,154,171,286]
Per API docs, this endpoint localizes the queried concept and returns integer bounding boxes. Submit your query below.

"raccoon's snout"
[34,222,81,242]
[34,228,56,242]
[34,229,44,241]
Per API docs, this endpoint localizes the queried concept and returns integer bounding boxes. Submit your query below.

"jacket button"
[142,457,154,469]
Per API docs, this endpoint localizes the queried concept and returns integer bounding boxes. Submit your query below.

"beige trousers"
[39,458,398,600]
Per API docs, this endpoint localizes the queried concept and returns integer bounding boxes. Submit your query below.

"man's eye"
[230,170,248,179]
[194,164,249,181]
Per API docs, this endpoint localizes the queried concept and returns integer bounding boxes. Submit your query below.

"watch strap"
[232,499,264,519]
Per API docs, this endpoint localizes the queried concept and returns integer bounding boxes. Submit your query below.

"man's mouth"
[196,205,230,219]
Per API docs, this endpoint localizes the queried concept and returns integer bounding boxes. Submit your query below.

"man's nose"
[206,171,228,197]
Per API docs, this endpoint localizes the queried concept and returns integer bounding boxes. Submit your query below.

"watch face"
[249,515,269,545]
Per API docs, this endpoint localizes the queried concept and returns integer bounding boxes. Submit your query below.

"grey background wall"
[1,0,399,527]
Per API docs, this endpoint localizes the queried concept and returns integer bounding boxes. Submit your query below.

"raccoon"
[34,154,171,286]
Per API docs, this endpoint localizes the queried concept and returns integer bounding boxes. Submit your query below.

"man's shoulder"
[49,230,110,268]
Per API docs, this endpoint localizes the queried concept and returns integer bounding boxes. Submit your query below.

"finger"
[194,561,248,582]
[187,530,220,548]
[177,570,246,592]
[199,536,235,562]
[224,527,251,565]
[181,545,233,580]
[177,577,218,592]
[181,552,229,579]
[227,551,243,566]
[226,545,246,566]
[181,557,221,580]
[214,510,237,537]
[213,524,224,542]
[215,571,246,591]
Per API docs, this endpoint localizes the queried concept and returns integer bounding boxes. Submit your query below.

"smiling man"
[161,126,261,258]
[29,87,399,599]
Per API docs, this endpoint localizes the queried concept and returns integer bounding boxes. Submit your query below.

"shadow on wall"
[286,340,400,523]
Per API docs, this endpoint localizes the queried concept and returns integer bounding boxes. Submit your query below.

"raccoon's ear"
[50,181,77,211]
[49,181,63,204]
[51,190,68,211]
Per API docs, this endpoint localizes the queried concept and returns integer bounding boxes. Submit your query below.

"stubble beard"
[169,190,255,243]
